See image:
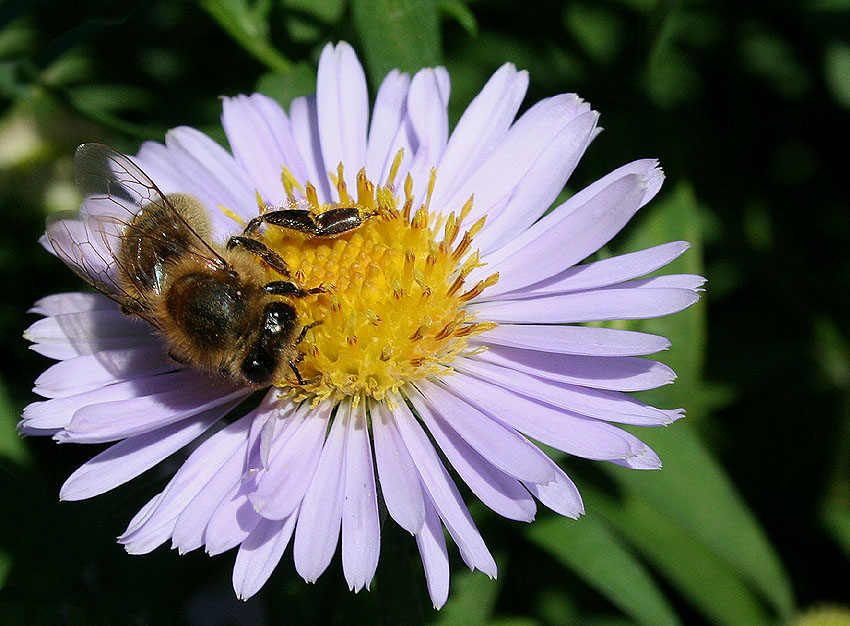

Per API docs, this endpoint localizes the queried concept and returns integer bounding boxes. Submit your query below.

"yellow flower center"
[241,153,498,403]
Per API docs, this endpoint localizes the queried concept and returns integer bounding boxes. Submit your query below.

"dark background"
[0,1,848,624]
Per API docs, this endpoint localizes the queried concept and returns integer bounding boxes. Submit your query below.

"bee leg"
[295,320,323,345]
[287,360,322,386]
[263,281,327,298]
[226,236,291,277]
[288,360,306,385]
[245,207,373,238]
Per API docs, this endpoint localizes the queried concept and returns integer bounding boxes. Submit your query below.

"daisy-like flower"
[23,42,703,608]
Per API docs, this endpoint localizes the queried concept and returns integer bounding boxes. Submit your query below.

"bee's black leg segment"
[226,236,291,277]
[288,360,306,385]
[296,320,323,345]
[253,208,367,237]
[263,281,327,298]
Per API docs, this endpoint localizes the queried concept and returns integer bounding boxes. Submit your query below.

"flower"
[23,41,703,608]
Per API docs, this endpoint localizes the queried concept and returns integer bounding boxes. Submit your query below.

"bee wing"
[44,143,227,328]
[74,143,225,260]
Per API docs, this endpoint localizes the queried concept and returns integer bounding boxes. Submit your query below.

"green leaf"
[281,0,346,23]
[0,376,28,465]
[200,0,292,73]
[821,498,850,560]
[563,4,623,65]
[602,183,793,620]
[527,514,681,626]
[588,487,775,626]
[434,559,502,626]
[825,43,850,110]
[438,0,478,36]
[350,0,441,84]
[488,618,542,626]
[603,426,793,620]
[257,62,318,109]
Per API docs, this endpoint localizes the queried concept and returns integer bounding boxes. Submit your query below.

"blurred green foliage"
[1,0,849,625]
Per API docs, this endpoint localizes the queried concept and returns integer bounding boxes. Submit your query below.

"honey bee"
[46,143,371,388]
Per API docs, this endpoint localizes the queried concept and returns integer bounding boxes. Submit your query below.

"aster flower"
[23,42,703,608]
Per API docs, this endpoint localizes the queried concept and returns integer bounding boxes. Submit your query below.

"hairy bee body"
[47,144,369,389]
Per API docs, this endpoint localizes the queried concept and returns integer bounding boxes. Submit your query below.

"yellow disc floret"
[250,152,498,404]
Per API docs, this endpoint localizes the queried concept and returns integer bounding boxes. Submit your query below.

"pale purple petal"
[434,94,594,223]
[249,401,331,520]
[233,515,298,600]
[59,404,226,501]
[416,498,450,609]
[204,481,262,556]
[469,287,700,323]
[442,372,656,464]
[523,455,584,519]
[26,309,154,360]
[23,369,208,433]
[289,95,332,202]
[516,241,691,295]
[341,401,380,592]
[612,274,707,290]
[472,344,676,391]
[378,114,416,187]
[430,63,528,205]
[365,69,411,181]
[406,67,450,202]
[133,139,185,196]
[171,451,252,555]
[474,159,662,278]
[29,292,112,316]
[409,386,537,522]
[455,358,682,426]
[317,42,369,194]
[222,93,310,203]
[473,324,671,357]
[473,110,601,255]
[293,400,348,583]
[477,172,652,297]
[412,379,555,484]
[391,391,497,577]
[34,346,174,398]
[370,398,426,534]
[58,379,248,443]
[123,492,163,538]
[608,444,663,470]
[171,398,277,554]
[119,413,254,554]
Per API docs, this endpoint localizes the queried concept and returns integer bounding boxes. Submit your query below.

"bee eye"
[239,302,297,387]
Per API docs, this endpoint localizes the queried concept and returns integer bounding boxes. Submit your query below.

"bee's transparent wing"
[45,144,224,326]
[75,143,163,210]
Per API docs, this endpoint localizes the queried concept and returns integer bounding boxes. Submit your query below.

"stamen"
[305,183,319,209]
[386,149,405,188]
[254,162,498,402]
[219,205,245,227]
[281,166,305,200]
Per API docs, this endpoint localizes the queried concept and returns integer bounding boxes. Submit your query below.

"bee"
[46,143,371,388]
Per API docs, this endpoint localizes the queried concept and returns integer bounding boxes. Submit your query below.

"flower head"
[23,42,703,608]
